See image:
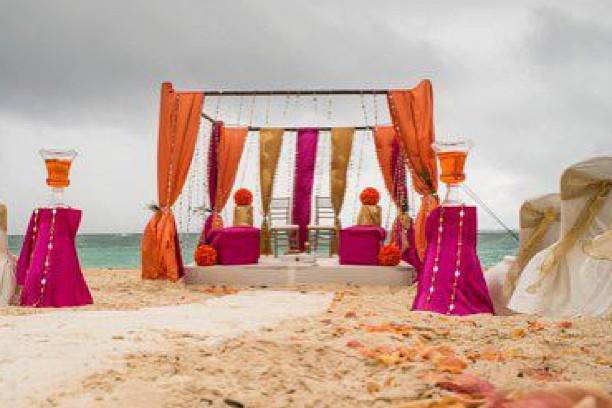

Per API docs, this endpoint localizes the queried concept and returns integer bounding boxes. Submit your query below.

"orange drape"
[373,126,397,206]
[141,82,204,281]
[387,80,439,258]
[209,126,249,230]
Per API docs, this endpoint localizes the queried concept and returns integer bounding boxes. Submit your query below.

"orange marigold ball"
[360,187,380,205]
[234,188,253,206]
[194,244,217,266]
[378,244,401,266]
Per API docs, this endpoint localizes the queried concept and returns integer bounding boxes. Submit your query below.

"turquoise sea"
[8,232,517,269]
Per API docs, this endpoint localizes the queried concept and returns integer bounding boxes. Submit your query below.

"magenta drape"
[17,208,93,307]
[200,121,222,244]
[292,128,318,250]
[412,206,493,315]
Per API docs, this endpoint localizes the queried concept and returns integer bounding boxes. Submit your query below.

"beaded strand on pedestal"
[426,206,445,304]
[24,209,40,283]
[447,205,466,314]
[34,208,57,307]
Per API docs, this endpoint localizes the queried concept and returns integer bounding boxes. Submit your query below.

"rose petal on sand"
[510,328,527,339]
[421,345,468,373]
[366,381,380,393]
[527,320,546,332]
[346,339,363,349]
[436,374,496,397]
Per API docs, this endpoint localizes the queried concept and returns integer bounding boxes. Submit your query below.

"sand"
[2,269,611,407]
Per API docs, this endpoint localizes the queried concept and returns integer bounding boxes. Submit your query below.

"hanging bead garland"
[236,96,244,124]
[34,208,57,307]
[282,95,291,120]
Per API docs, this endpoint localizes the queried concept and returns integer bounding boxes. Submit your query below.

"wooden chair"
[269,197,299,257]
[307,196,336,257]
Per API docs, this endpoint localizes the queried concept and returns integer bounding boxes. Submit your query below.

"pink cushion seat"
[339,226,386,265]
[208,227,260,265]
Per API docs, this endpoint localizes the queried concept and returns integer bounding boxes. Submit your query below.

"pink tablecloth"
[209,226,260,265]
[412,206,493,316]
[17,208,93,307]
[339,226,386,265]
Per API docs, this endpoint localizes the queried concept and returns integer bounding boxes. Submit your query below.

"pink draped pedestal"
[412,206,493,315]
[339,226,386,265]
[17,208,93,307]
[208,227,260,265]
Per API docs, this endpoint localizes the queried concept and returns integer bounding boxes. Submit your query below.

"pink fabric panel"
[17,208,93,307]
[412,206,493,315]
[339,226,386,265]
[209,227,260,265]
[292,128,318,251]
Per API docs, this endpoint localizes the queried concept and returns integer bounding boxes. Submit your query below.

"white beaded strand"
[447,205,466,314]
[427,206,445,304]
[34,208,57,307]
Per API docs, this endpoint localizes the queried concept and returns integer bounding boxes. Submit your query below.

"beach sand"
[3,269,612,407]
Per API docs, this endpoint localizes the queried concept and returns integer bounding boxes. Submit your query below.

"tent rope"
[462,184,519,241]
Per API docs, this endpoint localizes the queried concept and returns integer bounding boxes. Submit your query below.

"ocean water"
[8,232,518,269]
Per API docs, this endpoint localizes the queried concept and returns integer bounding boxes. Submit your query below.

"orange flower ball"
[360,187,380,205]
[194,244,217,266]
[378,244,401,266]
[234,188,253,206]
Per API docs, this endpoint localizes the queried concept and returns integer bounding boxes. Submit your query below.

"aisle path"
[0,290,333,408]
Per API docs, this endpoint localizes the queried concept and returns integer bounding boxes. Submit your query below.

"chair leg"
[273,232,278,258]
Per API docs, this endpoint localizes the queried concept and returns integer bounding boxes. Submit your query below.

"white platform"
[184,256,415,286]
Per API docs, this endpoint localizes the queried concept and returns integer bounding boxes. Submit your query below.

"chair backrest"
[314,196,335,226]
[560,156,612,237]
[518,193,561,254]
[270,197,292,226]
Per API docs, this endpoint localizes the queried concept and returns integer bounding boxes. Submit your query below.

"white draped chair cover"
[509,157,612,317]
[486,193,561,315]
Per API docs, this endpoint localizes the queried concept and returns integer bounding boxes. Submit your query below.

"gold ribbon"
[0,203,6,233]
[503,205,559,298]
[527,181,612,293]
[582,229,612,260]
[259,128,284,255]
[211,211,224,231]
[330,128,354,254]
[357,205,382,226]
[233,205,253,227]
[397,213,412,252]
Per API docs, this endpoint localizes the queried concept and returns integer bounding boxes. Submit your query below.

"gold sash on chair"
[503,204,560,297]
[582,229,612,261]
[0,204,6,233]
[527,181,611,293]
[357,205,382,227]
[233,205,253,227]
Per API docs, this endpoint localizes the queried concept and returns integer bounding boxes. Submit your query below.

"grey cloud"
[0,0,611,233]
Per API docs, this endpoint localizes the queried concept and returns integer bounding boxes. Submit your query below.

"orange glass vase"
[432,140,472,206]
[39,149,77,207]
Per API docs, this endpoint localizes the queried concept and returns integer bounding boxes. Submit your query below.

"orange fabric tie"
[142,82,204,281]
[387,80,439,258]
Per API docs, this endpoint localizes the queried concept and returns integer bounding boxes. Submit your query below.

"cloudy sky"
[0,0,610,234]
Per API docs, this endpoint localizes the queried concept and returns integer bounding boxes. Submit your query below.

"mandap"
[141,80,439,281]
